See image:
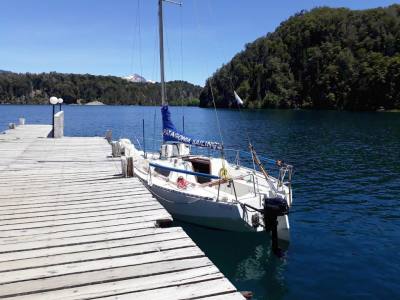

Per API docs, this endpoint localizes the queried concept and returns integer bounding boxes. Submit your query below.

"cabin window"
[154,167,170,177]
[190,159,211,183]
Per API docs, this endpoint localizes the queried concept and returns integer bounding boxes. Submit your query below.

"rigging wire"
[163,2,185,134]
[126,0,142,140]
[137,0,143,79]
[127,0,146,145]
[153,109,157,151]
[204,0,255,166]
[158,1,174,142]
[150,9,161,142]
[129,0,141,76]
[164,8,176,104]
[136,0,145,146]
[179,4,185,132]
[192,0,224,153]
[151,20,160,94]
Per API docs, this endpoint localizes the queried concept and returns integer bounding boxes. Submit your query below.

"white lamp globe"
[49,96,58,105]
[58,98,63,104]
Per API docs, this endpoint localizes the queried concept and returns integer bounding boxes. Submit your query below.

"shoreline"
[1,103,399,112]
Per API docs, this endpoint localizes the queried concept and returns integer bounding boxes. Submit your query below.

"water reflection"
[175,220,288,300]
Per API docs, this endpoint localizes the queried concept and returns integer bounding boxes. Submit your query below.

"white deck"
[0,125,244,300]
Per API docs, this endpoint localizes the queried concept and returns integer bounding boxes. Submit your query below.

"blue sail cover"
[161,105,223,150]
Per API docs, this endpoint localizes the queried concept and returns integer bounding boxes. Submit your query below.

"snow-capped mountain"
[122,74,155,83]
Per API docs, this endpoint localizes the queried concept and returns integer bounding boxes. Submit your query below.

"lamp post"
[49,96,58,138]
[58,98,63,111]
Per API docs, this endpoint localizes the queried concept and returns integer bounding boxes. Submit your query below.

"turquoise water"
[1,105,399,299]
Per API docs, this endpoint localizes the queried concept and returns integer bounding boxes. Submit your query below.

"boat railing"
[134,138,285,166]
[224,148,293,192]
[132,137,163,155]
[133,137,293,195]
[147,162,263,204]
[223,148,277,166]
[148,162,220,180]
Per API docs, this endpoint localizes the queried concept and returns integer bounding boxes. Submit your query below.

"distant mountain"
[0,71,201,106]
[123,74,155,84]
[0,70,9,73]
[200,5,400,111]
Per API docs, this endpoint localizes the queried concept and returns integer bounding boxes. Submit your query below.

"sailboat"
[126,0,294,249]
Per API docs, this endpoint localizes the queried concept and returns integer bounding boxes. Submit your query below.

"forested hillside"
[200,5,400,110]
[0,72,201,106]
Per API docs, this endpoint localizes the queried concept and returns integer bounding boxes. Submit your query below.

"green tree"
[200,4,400,111]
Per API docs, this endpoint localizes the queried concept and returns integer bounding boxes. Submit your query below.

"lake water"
[1,105,399,300]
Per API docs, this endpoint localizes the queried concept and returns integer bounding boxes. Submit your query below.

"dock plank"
[0,125,244,299]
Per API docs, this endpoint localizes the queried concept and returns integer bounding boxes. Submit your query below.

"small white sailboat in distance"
[125,0,294,253]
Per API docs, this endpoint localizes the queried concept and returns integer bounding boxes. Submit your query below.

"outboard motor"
[263,195,289,255]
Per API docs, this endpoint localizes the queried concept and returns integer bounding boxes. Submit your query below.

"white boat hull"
[141,179,291,241]
[147,181,253,231]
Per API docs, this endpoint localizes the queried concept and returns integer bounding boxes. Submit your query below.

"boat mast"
[158,0,181,106]
[158,0,166,106]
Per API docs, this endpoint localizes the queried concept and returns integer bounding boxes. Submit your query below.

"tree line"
[0,72,201,106]
[200,5,400,111]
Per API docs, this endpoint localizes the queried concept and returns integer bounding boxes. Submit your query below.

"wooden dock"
[0,124,244,300]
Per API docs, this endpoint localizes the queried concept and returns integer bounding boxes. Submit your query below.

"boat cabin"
[183,157,211,183]
[160,142,190,158]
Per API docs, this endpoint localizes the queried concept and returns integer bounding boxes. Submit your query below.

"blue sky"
[1,0,398,86]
